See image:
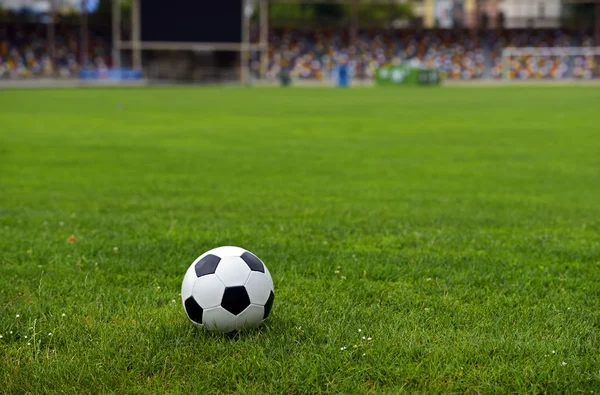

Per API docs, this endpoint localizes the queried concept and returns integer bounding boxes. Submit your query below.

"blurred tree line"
[563,2,598,31]
[269,2,413,27]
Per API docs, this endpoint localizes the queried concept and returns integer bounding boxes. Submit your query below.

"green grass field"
[1,86,599,393]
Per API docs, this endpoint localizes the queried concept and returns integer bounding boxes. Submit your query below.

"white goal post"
[114,0,269,84]
[501,47,600,80]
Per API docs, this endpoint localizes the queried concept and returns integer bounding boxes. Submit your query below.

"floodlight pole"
[259,0,269,79]
[472,0,480,40]
[241,0,251,85]
[596,0,600,45]
[80,0,89,67]
[131,0,142,70]
[112,0,121,68]
[350,0,358,45]
[47,0,56,75]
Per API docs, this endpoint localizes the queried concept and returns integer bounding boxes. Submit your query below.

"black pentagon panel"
[240,251,264,273]
[221,286,251,315]
[263,291,274,320]
[184,297,203,324]
[195,254,220,277]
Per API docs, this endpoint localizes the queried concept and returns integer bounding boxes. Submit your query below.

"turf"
[0,86,599,394]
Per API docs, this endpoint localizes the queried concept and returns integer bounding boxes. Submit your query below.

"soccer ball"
[181,246,274,333]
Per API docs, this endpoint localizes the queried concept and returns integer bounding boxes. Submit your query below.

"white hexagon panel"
[264,265,274,290]
[215,256,251,286]
[236,304,265,330]
[203,306,237,333]
[209,246,246,258]
[192,274,225,309]
[245,271,272,305]
[180,264,197,302]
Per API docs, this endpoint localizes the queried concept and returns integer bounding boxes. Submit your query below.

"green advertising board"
[376,65,441,86]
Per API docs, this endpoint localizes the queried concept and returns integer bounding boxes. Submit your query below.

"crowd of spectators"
[488,30,599,79]
[0,26,110,79]
[252,28,599,81]
[252,29,487,81]
[2,25,598,80]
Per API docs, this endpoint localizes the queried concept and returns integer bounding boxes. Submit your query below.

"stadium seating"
[0,26,110,78]
[1,26,598,80]
[252,28,598,81]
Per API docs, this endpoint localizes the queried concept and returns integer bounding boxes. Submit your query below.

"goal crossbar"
[118,41,265,52]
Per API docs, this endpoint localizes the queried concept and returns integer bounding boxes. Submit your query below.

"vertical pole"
[131,0,142,70]
[259,0,269,80]
[112,0,121,68]
[241,0,250,84]
[473,0,480,30]
[80,0,89,67]
[424,0,434,28]
[471,0,479,47]
[47,0,56,75]
[596,0,600,46]
[350,0,358,45]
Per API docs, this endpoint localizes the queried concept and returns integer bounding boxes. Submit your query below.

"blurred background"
[0,0,599,85]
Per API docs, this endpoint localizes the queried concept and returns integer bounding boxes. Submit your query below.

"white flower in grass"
[362,353,366,356]
[62,313,66,317]
[552,350,556,354]
[0,335,3,339]
[27,342,31,346]
[561,361,567,366]
[367,337,372,341]
[334,270,340,274]
[16,314,20,318]
[171,299,176,304]
[9,331,13,334]
[358,329,362,333]
[362,336,366,340]
[340,346,347,351]
[48,332,52,336]
[24,336,27,339]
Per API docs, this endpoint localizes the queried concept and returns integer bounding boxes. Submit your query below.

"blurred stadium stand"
[0,0,599,83]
